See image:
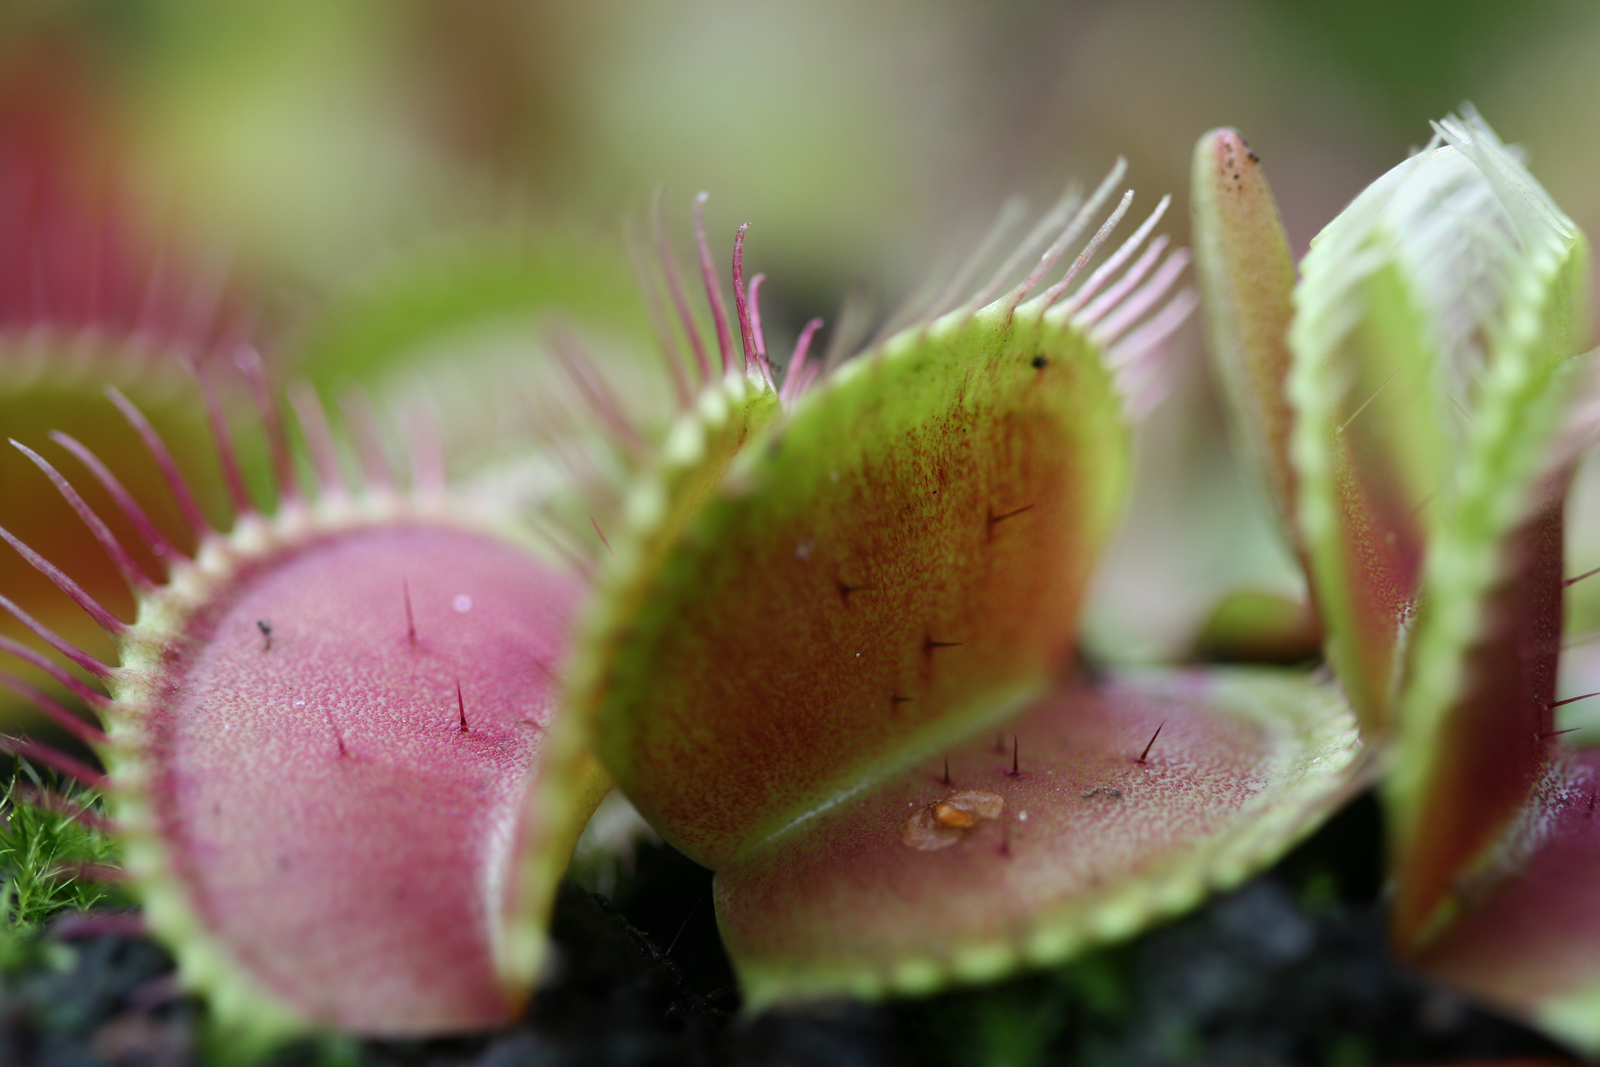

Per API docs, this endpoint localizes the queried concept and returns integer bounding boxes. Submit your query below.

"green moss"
[0,764,125,969]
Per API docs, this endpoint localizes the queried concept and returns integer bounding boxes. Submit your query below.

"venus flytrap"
[0,144,255,731]
[0,360,621,1043]
[551,171,1366,1009]
[1189,129,1300,551]
[1194,110,1600,1053]
[0,198,837,1043]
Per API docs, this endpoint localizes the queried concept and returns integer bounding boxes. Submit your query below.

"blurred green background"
[4,0,1600,681]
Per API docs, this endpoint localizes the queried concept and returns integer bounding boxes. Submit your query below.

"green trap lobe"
[1193,588,1321,665]
[591,307,1129,870]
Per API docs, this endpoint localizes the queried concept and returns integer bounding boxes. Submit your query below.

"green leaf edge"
[1288,132,1587,724]
[542,367,783,856]
[1536,981,1600,1056]
[1189,129,1301,543]
[1286,151,1435,736]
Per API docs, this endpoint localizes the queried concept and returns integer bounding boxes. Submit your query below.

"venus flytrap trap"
[0,356,623,1043]
[0,136,257,733]
[1194,111,1600,1053]
[551,169,1366,1010]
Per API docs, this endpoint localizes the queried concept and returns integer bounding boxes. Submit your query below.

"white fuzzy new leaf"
[1293,108,1583,442]
[1286,108,1590,736]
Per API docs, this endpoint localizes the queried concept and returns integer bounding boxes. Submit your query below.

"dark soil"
[0,795,1576,1067]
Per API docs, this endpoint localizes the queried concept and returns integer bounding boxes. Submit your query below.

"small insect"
[902,789,1004,851]
[257,618,273,652]
[1080,785,1122,800]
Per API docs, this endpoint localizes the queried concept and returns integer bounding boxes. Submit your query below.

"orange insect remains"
[902,790,1005,851]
